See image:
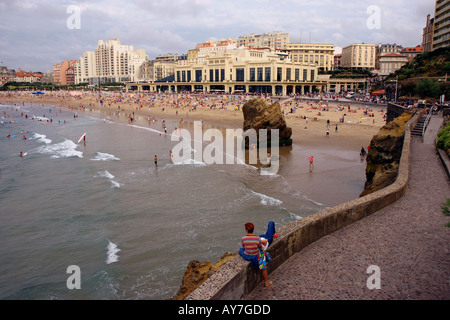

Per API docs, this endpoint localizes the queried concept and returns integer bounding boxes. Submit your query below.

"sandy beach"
[1,91,386,206]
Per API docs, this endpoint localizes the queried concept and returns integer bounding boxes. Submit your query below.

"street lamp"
[395,74,398,102]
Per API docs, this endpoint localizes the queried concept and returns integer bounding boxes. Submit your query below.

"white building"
[74,38,147,85]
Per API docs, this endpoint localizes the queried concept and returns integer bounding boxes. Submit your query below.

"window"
[265,67,271,81]
[257,68,263,82]
[221,69,225,82]
[182,71,186,82]
[250,68,255,82]
[295,69,299,81]
[236,68,245,82]
[286,68,291,81]
[210,69,214,82]
[310,70,315,82]
[177,71,181,82]
[195,70,202,82]
[215,69,219,82]
[303,69,308,81]
[187,70,191,82]
[277,67,282,82]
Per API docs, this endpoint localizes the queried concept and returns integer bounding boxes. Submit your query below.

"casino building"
[125,47,329,95]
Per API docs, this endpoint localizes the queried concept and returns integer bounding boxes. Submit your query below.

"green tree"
[415,79,439,98]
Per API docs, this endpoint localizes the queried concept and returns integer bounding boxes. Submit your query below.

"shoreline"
[1,92,386,206]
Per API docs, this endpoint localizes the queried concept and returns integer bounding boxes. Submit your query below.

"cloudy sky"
[0,0,436,72]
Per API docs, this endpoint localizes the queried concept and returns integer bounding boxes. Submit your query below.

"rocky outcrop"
[242,98,292,147]
[170,252,236,300]
[360,111,415,197]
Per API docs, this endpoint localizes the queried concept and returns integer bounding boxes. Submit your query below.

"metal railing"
[422,109,433,141]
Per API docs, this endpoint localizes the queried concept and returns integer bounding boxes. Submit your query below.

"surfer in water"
[83,134,86,146]
[154,155,158,168]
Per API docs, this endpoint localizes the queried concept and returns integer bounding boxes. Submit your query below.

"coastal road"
[245,114,450,300]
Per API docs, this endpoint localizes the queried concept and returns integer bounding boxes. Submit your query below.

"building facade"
[422,14,435,52]
[74,51,96,84]
[341,43,376,70]
[74,38,147,85]
[422,1,450,51]
[126,48,326,95]
[400,46,423,61]
[53,60,77,85]
[0,66,16,85]
[377,53,409,78]
[13,69,43,83]
[236,32,290,50]
[375,43,403,70]
[285,43,335,71]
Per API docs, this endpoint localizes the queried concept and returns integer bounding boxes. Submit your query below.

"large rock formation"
[242,98,292,147]
[170,252,236,300]
[360,111,414,197]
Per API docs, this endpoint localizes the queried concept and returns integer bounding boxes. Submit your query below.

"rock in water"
[242,98,292,148]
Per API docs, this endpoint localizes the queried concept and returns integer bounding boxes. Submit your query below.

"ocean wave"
[31,133,52,144]
[34,139,83,159]
[97,170,121,188]
[250,190,283,206]
[106,241,120,264]
[91,152,120,162]
[171,158,207,166]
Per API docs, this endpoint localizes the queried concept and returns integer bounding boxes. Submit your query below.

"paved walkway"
[246,114,450,300]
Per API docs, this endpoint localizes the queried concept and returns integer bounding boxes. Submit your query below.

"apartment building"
[433,0,450,50]
[74,38,147,85]
[53,60,77,85]
[74,51,96,84]
[285,43,334,71]
[236,32,290,50]
[341,43,376,70]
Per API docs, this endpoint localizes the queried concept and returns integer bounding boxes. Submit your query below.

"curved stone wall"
[186,112,421,300]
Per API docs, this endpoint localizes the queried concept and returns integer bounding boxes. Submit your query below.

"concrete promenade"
[246,114,450,300]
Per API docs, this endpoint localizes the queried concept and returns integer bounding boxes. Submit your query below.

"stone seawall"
[186,112,421,300]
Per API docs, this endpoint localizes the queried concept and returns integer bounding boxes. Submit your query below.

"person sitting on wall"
[238,221,277,287]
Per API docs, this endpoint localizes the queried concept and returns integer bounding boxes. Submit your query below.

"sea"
[0,101,328,300]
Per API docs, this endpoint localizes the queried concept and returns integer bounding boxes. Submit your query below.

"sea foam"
[106,241,120,264]
[35,139,83,159]
[91,152,120,161]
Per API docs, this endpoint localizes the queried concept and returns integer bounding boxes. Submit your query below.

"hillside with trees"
[375,47,450,101]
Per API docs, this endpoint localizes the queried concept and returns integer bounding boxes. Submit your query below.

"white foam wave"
[172,158,207,166]
[35,139,83,159]
[127,124,165,135]
[31,133,52,144]
[97,170,121,188]
[106,241,120,264]
[91,152,120,161]
[32,115,50,121]
[250,190,283,206]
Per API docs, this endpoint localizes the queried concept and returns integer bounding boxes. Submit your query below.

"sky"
[0,0,436,73]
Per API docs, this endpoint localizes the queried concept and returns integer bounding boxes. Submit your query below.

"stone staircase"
[411,116,427,137]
